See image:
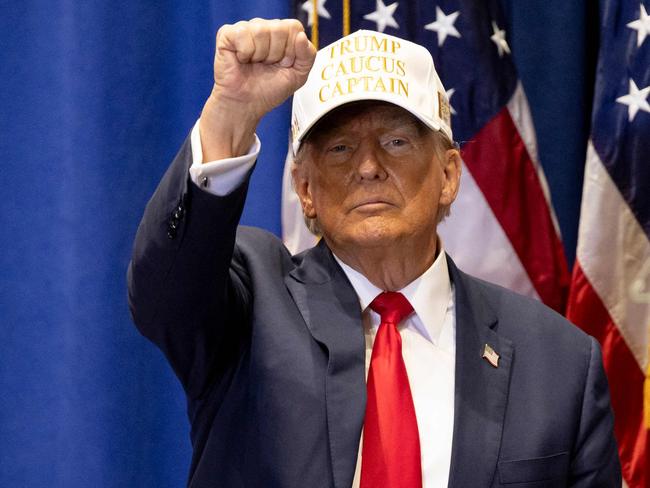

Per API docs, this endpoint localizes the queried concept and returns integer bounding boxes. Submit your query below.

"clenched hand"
[200,19,317,161]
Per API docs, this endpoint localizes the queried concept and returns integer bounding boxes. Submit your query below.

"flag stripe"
[461,106,570,312]
[437,165,539,300]
[505,83,562,237]
[567,264,648,488]
[575,142,650,372]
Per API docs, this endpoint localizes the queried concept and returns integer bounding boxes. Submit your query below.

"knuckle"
[216,24,231,40]
[227,22,244,39]
[268,27,288,45]
[231,20,252,38]
[285,18,305,32]
[231,20,248,33]
[251,24,269,42]
[267,18,282,30]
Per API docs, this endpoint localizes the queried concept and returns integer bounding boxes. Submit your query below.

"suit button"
[167,219,178,239]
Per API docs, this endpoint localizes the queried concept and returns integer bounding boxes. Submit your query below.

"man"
[128,19,621,487]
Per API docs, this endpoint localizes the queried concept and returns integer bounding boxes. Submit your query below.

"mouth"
[350,199,395,213]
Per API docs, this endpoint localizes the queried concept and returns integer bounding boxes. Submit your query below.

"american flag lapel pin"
[482,344,500,368]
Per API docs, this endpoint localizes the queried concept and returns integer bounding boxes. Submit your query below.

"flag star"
[446,88,457,115]
[363,0,399,33]
[301,0,331,26]
[616,79,650,122]
[490,21,511,57]
[627,4,650,47]
[424,7,461,46]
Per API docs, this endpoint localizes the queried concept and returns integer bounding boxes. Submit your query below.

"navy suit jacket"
[128,138,621,487]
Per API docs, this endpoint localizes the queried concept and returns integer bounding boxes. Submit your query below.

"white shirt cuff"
[189,119,261,196]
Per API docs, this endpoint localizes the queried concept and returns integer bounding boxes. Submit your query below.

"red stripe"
[567,263,648,488]
[461,108,570,313]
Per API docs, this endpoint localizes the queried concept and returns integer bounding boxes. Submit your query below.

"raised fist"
[214,18,315,118]
[200,18,316,160]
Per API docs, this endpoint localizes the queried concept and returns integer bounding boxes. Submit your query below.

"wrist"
[199,87,261,161]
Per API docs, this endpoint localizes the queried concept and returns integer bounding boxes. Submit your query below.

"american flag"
[282,0,570,313]
[566,2,650,487]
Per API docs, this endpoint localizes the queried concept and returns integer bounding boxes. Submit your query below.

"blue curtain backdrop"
[1,1,594,486]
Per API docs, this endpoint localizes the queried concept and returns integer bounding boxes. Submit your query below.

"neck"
[328,235,439,291]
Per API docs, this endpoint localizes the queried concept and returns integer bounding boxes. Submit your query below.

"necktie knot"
[369,291,414,326]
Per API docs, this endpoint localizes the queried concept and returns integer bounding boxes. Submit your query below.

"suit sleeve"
[127,134,254,399]
[569,336,622,486]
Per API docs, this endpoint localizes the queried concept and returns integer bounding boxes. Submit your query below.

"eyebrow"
[379,116,423,133]
[312,113,426,143]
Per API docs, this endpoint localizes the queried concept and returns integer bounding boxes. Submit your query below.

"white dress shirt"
[335,255,456,488]
[189,119,457,487]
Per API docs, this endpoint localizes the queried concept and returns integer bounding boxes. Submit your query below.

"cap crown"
[291,30,452,153]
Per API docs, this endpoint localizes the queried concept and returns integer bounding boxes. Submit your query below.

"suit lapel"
[446,257,514,488]
[285,249,514,487]
[285,241,366,488]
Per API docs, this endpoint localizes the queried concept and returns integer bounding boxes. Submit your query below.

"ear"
[439,148,461,206]
[291,164,317,219]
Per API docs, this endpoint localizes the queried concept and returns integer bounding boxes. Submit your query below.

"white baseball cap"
[291,29,452,154]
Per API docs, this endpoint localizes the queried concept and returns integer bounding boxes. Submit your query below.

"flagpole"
[311,0,319,48]
[342,0,350,36]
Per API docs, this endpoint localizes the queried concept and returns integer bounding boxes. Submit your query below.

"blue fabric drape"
[0,1,590,486]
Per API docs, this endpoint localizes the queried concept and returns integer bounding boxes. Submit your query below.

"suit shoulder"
[458,269,591,348]
[232,226,296,268]
[235,225,284,246]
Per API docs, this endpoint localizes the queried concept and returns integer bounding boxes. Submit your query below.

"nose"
[355,143,388,182]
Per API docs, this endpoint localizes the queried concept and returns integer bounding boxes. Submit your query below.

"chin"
[340,219,402,248]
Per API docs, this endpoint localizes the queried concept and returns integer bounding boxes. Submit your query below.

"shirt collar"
[333,246,451,345]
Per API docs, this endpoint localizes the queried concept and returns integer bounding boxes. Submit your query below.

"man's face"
[293,102,460,253]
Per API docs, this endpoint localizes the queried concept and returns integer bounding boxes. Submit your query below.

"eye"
[382,137,411,151]
[328,144,349,153]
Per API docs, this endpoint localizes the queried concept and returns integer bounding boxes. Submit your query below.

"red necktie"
[361,292,422,488]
